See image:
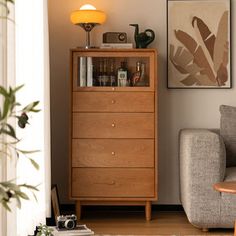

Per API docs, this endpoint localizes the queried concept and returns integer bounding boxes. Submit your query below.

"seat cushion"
[220,105,236,167]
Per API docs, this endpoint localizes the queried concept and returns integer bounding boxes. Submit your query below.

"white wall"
[48,0,236,204]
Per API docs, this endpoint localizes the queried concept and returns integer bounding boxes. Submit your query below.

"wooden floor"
[79,210,233,235]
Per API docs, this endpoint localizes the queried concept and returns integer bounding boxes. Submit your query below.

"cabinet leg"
[234,220,236,236]
[76,201,81,220]
[145,201,151,221]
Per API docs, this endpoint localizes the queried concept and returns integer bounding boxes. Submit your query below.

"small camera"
[57,214,77,230]
[103,32,127,43]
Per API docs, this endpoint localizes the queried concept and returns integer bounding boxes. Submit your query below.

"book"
[79,57,87,87]
[51,224,94,236]
[100,43,133,49]
[86,57,93,87]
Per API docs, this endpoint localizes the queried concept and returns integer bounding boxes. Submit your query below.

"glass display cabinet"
[69,48,158,221]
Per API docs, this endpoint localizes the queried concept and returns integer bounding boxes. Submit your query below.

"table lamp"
[70,4,106,49]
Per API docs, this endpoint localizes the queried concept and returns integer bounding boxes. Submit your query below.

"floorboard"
[78,210,233,235]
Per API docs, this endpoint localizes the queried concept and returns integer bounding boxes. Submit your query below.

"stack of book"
[79,57,93,87]
[100,43,133,49]
[51,225,94,236]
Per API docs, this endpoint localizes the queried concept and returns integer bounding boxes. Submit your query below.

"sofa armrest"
[179,129,226,227]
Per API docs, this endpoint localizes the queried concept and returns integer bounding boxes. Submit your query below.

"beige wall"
[48,0,236,204]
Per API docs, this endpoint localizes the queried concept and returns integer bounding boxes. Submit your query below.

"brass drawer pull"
[111,99,116,104]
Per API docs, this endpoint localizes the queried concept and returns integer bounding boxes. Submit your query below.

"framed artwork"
[167,0,231,88]
[51,185,61,224]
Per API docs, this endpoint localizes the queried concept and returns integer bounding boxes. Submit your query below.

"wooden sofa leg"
[202,228,209,232]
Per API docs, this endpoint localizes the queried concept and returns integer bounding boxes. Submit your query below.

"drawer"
[72,168,155,197]
[72,113,154,138]
[73,92,154,112]
[72,139,154,167]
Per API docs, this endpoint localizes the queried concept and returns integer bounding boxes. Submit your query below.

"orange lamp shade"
[70,9,106,25]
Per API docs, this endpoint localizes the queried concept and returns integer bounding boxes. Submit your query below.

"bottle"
[102,58,109,86]
[97,59,103,86]
[140,62,148,86]
[117,61,128,87]
[109,59,116,86]
[136,62,148,86]
[131,61,141,86]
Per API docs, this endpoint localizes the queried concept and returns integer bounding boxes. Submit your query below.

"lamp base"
[78,23,99,49]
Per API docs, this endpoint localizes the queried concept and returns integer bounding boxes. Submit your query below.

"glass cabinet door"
[71,49,156,91]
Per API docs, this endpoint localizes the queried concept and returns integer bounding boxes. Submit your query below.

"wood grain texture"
[72,113,154,139]
[76,201,81,220]
[234,220,236,236]
[145,201,151,221]
[73,92,154,113]
[69,49,158,220]
[78,211,232,235]
[72,168,155,198]
[72,139,154,168]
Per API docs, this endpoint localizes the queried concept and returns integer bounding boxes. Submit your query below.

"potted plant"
[0,85,40,210]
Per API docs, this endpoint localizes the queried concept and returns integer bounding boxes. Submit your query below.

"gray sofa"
[180,129,236,230]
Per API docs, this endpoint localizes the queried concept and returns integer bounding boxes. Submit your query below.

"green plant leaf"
[22,101,40,113]
[32,191,38,202]
[12,84,24,93]
[1,181,20,191]
[1,98,10,120]
[0,127,17,140]
[6,0,15,4]
[29,158,40,170]
[17,149,40,154]
[6,124,17,139]
[0,86,8,97]
[12,193,21,208]
[0,187,8,200]
[19,184,39,192]
[16,191,29,200]
[1,201,11,211]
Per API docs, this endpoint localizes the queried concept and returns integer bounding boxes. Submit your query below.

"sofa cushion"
[220,105,236,167]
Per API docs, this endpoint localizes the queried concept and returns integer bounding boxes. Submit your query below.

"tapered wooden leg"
[202,228,209,232]
[145,201,151,221]
[76,201,81,220]
[234,220,236,236]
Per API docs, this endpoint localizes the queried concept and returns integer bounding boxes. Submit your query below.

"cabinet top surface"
[70,48,157,53]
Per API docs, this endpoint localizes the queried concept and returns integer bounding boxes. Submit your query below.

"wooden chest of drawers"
[69,49,158,221]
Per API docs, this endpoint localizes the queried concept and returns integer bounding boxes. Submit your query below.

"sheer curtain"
[15,0,51,235]
[0,1,16,235]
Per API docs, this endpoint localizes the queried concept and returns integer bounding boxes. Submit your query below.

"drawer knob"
[111,100,116,104]
[111,151,115,155]
[111,123,116,127]
[112,87,115,91]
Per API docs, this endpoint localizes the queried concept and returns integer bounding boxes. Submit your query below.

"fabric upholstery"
[220,105,236,167]
[179,129,236,228]
[221,167,236,227]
